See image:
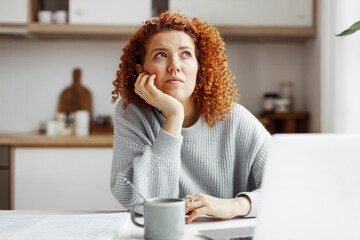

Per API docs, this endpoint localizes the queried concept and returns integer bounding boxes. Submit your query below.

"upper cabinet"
[170,0,313,27]
[2,0,316,40]
[0,0,28,24]
[69,0,151,25]
[0,0,28,35]
[170,0,316,40]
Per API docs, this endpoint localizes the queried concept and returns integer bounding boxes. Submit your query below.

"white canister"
[46,120,58,136]
[75,127,89,137]
[263,93,278,112]
[54,10,67,24]
[38,10,53,23]
[274,98,291,113]
[75,110,90,136]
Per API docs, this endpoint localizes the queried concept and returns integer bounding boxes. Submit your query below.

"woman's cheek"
[154,78,161,89]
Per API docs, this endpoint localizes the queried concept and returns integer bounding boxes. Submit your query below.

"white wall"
[0,38,317,133]
[304,37,321,133]
[320,0,360,133]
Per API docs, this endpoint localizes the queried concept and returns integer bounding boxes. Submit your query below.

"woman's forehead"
[145,30,195,52]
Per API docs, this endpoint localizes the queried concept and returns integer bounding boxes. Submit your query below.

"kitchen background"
[0,0,321,134]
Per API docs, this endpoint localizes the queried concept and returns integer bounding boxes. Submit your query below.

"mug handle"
[130,203,144,228]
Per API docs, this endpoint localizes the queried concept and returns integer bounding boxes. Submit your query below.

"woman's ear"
[135,64,143,74]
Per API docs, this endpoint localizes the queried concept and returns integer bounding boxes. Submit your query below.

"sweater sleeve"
[235,105,271,218]
[235,146,268,217]
[111,102,183,213]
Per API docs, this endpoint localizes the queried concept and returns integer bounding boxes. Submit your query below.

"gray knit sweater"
[111,99,271,217]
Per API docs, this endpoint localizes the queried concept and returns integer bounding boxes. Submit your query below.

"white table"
[0,211,256,240]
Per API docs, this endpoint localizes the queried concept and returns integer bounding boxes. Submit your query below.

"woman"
[111,11,271,224]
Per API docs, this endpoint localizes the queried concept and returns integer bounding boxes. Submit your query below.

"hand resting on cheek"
[134,67,184,120]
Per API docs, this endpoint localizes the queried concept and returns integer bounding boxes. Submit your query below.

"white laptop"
[200,134,360,240]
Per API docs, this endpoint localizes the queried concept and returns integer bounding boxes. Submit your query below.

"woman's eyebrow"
[150,48,168,54]
[150,46,194,55]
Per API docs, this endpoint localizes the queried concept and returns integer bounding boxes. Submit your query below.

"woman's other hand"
[184,193,251,224]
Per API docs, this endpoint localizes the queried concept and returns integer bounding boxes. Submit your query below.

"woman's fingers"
[135,73,152,99]
[184,194,206,216]
[135,73,167,108]
[184,193,239,224]
[134,72,146,90]
[138,73,151,90]
[186,207,207,224]
[146,74,162,96]
[185,200,204,215]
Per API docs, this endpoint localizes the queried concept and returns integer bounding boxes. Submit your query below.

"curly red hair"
[112,11,239,127]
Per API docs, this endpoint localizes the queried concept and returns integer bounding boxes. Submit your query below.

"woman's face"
[142,30,198,104]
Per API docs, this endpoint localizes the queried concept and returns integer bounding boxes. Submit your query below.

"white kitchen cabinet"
[169,0,313,27]
[0,0,28,24]
[69,0,151,25]
[14,148,125,211]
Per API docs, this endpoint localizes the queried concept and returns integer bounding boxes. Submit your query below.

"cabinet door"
[14,148,125,211]
[0,170,9,210]
[169,0,313,27]
[0,0,28,24]
[69,0,152,25]
[0,146,10,210]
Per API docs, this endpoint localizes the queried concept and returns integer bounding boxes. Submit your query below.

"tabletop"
[0,210,256,240]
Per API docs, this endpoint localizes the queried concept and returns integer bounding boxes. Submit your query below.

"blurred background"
[0,0,359,211]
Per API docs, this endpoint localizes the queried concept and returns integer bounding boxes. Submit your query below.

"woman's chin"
[161,88,193,104]
[169,94,184,102]
[163,90,183,101]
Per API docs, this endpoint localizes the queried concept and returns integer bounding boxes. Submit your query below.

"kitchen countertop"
[0,134,113,147]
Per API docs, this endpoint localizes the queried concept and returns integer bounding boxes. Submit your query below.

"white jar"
[54,10,67,24]
[274,98,291,113]
[75,127,89,137]
[75,110,90,136]
[38,10,53,23]
[46,120,58,136]
[263,93,278,112]
[280,81,294,111]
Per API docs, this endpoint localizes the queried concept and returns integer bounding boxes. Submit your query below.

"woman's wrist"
[162,112,184,137]
[232,195,251,217]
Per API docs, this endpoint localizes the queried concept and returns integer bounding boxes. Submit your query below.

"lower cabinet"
[0,146,10,210]
[0,170,10,209]
[14,148,126,211]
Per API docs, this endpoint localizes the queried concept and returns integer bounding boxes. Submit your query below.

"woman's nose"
[168,59,181,73]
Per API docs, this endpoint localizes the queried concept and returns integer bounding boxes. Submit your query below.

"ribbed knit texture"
[111,99,271,217]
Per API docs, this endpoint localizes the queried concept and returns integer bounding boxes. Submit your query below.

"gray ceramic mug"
[130,198,185,240]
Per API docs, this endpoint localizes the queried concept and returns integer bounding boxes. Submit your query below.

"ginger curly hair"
[112,11,239,127]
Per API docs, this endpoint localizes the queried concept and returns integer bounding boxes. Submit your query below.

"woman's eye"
[181,51,191,58]
[155,53,166,58]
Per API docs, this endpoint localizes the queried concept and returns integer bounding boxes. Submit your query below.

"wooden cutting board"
[58,68,92,122]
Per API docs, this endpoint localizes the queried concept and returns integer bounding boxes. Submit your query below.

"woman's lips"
[166,77,184,84]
